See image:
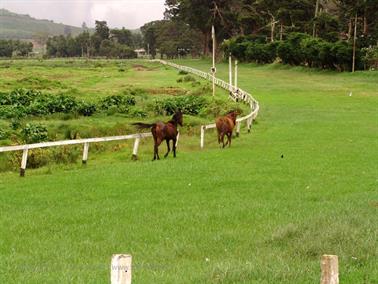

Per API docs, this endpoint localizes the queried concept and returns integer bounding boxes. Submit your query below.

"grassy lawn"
[0,59,377,283]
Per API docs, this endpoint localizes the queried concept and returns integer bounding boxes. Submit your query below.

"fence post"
[321,255,339,284]
[200,126,205,149]
[20,148,28,177]
[236,121,241,137]
[132,137,140,160]
[234,60,238,89]
[247,117,253,133]
[229,53,233,92]
[82,142,89,164]
[111,254,132,284]
[176,130,180,147]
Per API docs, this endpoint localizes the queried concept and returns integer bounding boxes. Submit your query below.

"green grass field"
[0,59,377,283]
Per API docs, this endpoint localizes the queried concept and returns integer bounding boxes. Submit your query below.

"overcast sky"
[0,0,166,29]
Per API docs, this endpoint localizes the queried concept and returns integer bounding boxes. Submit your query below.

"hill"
[0,8,85,40]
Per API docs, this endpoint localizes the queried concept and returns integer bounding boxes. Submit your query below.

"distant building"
[134,48,146,58]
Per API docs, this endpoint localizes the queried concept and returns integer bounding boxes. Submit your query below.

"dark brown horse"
[133,111,183,160]
[216,110,238,148]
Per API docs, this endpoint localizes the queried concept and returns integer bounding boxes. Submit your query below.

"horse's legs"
[164,139,171,158]
[227,132,232,147]
[221,133,226,148]
[172,138,177,157]
[153,138,162,161]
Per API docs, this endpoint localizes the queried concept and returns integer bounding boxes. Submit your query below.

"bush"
[76,101,97,116]
[0,128,8,140]
[0,88,40,106]
[178,70,188,75]
[27,94,78,115]
[129,107,147,118]
[99,95,136,113]
[362,45,378,70]
[245,42,277,64]
[277,33,311,65]
[0,105,27,119]
[21,123,48,143]
[154,95,207,115]
[178,75,196,82]
[331,41,353,71]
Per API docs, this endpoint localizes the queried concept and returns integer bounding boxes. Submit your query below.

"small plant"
[76,101,97,116]
[178,70,188,75]
[21,123,48,144]
[0,128,8,140]
[129,107,147,118]
[99,95,136,114]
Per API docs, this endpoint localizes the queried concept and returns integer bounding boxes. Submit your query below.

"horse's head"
[227,110,239,124]
[173,110,183,126]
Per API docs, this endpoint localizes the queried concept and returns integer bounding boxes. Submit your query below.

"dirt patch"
[147,87,187,96]
[132,64,159,71]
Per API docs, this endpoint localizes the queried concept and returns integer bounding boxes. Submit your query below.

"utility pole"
[352,13,358,72]
[211,25,216,97]
[313,0,320,37]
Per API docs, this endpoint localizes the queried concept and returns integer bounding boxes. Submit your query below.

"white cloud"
[0,0,165,28]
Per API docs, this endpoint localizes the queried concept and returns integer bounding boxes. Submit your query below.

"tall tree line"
[46,21,141,58]
[164,0,378,54]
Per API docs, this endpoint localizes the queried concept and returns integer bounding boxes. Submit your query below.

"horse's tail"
[132,122,155,130]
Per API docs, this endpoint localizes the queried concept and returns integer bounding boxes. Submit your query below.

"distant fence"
[156,60,260,148]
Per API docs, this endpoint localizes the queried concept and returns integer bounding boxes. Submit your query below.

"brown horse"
[133,111,183,160]
[216,110,238,148]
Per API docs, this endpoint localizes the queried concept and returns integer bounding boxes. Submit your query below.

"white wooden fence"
[156,60,260,148]
[0,133,152,176]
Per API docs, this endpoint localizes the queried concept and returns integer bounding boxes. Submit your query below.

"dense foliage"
[222,32,367,71]
[0,39,33,57]
[46,21,138,58]
[163,0,378,70]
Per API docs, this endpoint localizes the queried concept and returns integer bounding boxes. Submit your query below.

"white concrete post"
[200,126,205,149]
[175,130,180,147]
[111,254,132,284]
[236,121,241,137]
[20,148,28,177]
[247,117,253,133]
[132,137,140,160]
[212,25,216,97]
[229,53,233,92]
[234,60,238,90]
[82,142,89,164]
[321,255,339,284]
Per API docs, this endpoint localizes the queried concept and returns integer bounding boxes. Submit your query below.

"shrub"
[129,107,147,118]
[21,123,48,143]
[277,33,311,65]
[362,45,378,70]
[331,41,353,71]
[0,128,8,140]
[181,75,196,82]
[99,95,136,111]
[27,94,78,115]
[178,70,188,75]
[0,88,40,106]
[76,101,97,116]
[154,95,207,115]
[245,42,277,64]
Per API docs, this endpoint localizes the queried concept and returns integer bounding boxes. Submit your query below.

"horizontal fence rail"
[156,60,260,148]
[0,133,152,176]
